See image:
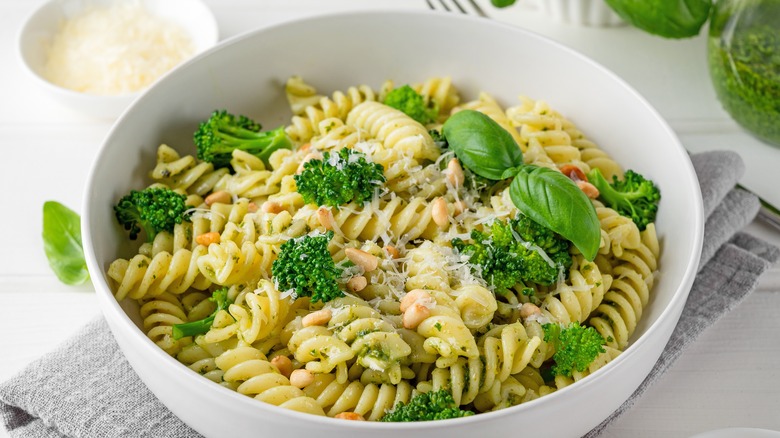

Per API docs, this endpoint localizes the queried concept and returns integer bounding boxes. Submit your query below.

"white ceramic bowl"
[83,10,704,438]
[17,0,218,119]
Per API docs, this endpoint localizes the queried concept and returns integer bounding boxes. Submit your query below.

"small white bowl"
[17,0,219,119]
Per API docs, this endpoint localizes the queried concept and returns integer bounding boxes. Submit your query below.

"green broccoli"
[452,215,572,291]
[294,148,385,208]
[429,128,447,148]
[383,85,439,125]
[587,168,660,231]
[271,231,344,303]
[172,287,232,339]
[194,110,292,171]
[380,390,474,422]
[543,322,606,377]
[114,187,189,242]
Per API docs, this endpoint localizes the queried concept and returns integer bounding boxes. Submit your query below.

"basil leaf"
[509,166,601,261]
[442,110,523,181]
[604,0,711,39]
[43,201,90,285]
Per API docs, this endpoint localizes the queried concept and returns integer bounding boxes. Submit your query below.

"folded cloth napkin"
[1,151,778,438]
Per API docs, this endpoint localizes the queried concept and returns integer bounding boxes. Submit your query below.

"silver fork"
[426,0,489,18]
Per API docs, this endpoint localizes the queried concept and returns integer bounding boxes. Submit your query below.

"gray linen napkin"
[2,151,778,438]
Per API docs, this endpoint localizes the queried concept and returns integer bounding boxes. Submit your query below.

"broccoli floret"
[194,110,292,171]
[380,390,474,422]
[452,216,572,290]
[114,187,189,242]
[543,322,606,377]
[587,168,660,231]
[429,128,447,149]
[294,148,385,208]
[383,85,439,125]
[172,287,232,339]
[271,231,343,303]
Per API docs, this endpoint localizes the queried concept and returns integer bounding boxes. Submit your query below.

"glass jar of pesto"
[708,0,780,147]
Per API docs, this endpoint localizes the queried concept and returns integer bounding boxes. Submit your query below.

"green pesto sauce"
[708,7,780,146]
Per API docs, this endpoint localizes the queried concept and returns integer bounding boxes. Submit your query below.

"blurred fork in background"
[426,0,489,17]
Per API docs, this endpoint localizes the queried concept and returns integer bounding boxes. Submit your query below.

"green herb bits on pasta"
[107,75,661,421]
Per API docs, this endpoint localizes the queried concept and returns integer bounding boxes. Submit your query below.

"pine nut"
[247,202,259,213]
[402,302,431,330]
[204,190,231,206]
[195,231,220,246]
[317,207,334,230]
[452,200,467,216]
[289,369,314,388]
[345,248,378,272]
[559,164,587,182]
[519,302,541,319]
[399,289,432,313]
[431,197,449,228]
[384,245,400,259]
[270,356,293,378]
[297,151,323,173]
[302,309,333,327]
[347,275,368,292]
[576,180,600,199]
[261,201,283,214]
[335,412,366,421]
[447,158,465,187]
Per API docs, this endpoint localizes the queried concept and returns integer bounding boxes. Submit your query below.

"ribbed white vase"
[540,0,624,26]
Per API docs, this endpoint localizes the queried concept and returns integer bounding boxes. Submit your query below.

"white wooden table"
[2,1,779,437]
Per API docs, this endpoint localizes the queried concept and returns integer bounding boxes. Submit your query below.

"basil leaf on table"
[442,110,524,181]
[509,166,601,261]
[43,201,90,285]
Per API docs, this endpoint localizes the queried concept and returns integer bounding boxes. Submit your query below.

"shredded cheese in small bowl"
[44,2,195,96]
[18,0,218,117]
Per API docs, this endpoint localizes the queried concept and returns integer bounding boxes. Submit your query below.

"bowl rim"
[16,0,219,102]
[83,8,704,430]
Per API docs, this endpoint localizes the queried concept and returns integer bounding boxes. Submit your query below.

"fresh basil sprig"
[442,110,601,260]
[509,166,601,260]
[442,110,524,181]
[43,201,90,285]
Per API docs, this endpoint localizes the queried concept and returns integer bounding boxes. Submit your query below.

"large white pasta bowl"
[83,10,703,438]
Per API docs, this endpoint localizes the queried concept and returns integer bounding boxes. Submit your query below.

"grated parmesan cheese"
[44,2,195,96]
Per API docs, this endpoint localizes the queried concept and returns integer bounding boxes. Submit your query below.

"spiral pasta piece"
[149,144,229,196]
[506,96,585,168]
[295,196,443,244]
[140,292,189,355]
[215,346,326,415]
[108,245,211,300]
[326,298,412,384]
[414,295,479,368]
[346,101,440,162]
[589,224,659,349]
[287,318,355,382]
[302,372,414,420]
[197,239,270,286]
[412,76,460,117]
[285,77,382,143]
[537,256,610,325]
